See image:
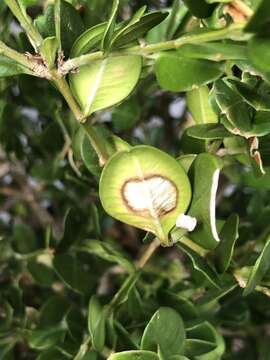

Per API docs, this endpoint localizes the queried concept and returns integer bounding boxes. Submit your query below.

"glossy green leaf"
[35,1,84,54]
[214,79,252,134]
[141,307,186,357]
[0,56,30,77]
[177,243,221,289]
[53,253,93,294]
[187,124,231,140]
[101,0,119,52]
[70,55,142,116]
[28,324,66,350]
[158,290,199,321]
[187,153,223,249]
[71,22,107,57]
[88,296,106,352]
[248,36,270,73]
[180,42,247,61]
[183,0,216,18]
[109,351,159,360]
[214,214,239,273]
[187,86,218,124]
[184,321,225,359]
[99,145,191,245]
[243,236,270,296]
[112,11,168,48]
[155,53,224,92]
[245,0,270,34]
[228,79,270,111]
[77,239,135,273]
[40,37,58,70]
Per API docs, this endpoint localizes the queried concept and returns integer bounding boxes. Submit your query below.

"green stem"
[53,77,84,122]
[4,0,43,50]
[0,40,35,71]
[62,23,245,73]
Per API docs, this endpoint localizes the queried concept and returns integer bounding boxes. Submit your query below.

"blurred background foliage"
[1,0,270,359]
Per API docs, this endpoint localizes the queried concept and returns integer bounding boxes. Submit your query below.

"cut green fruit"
[69,55,142,116]
[99,146,191,246]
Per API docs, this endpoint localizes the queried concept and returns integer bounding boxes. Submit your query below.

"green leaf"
[187,86,218,124]
[184,321,225,359]
[188,153,223,249]
[248,36,270,73]
[12,223,37,254]
[28,324,66,350]
[177,243,221,289]
[99,145,191,246]
[101,0,119,52]
[141,307,186,357]
[243,236,270,296]
[155,53,224,92]
[187,124,231,140]
[71,22,107,57]
[110,272,140,308]
[214,214,239,273]
[112,98,141,132]
[40,36,58,70]
[35,1,84,54]
[183,0,216,18]
[0,56,30,77]
[88,296,106,352]
[109,351,159,360]
[112,11,168,49]
[53,253,93,294]
[70,55,142,116]
[245,0,270,34]
[158,290,199,321]
[39,296,70,327]
[77,239,135,273]
[228,79,270,111]
[214,79,252,135]
[180,42,247,61]
[57,208,86,252]
[27,260,56,287]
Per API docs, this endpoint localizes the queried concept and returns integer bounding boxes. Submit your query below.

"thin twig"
[136,238,160,269]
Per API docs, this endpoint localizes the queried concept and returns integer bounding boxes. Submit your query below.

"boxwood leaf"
[99,145,191,246]
[187,86,218,124]
[183,0,216,18]
[245,0,270,34]
[0,56,31,77]
[88,296,106,352]
[180,42,247,61]
[187,153,223,250]
[141,307,186,357]
[243,236,270,296]
[228,79,270,111]
[214,214,239,273]
[155,53,224,92]
[28,324,66,350]
[112,11,168,48]
[70,55,142,116]
[184,321,225,359]
[177,243,221,289]
[214,79,252,134]
[77,239,135,273]
[187,124,231,140]
[109,351,159,360]
[101,0,119,52]
[248,36,270,73]
[71,22,108,57]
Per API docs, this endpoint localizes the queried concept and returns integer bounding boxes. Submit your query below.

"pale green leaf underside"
[99,146,191,245]
[70,55,142,116]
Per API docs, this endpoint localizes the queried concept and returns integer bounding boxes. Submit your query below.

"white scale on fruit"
[122,175,177,218]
